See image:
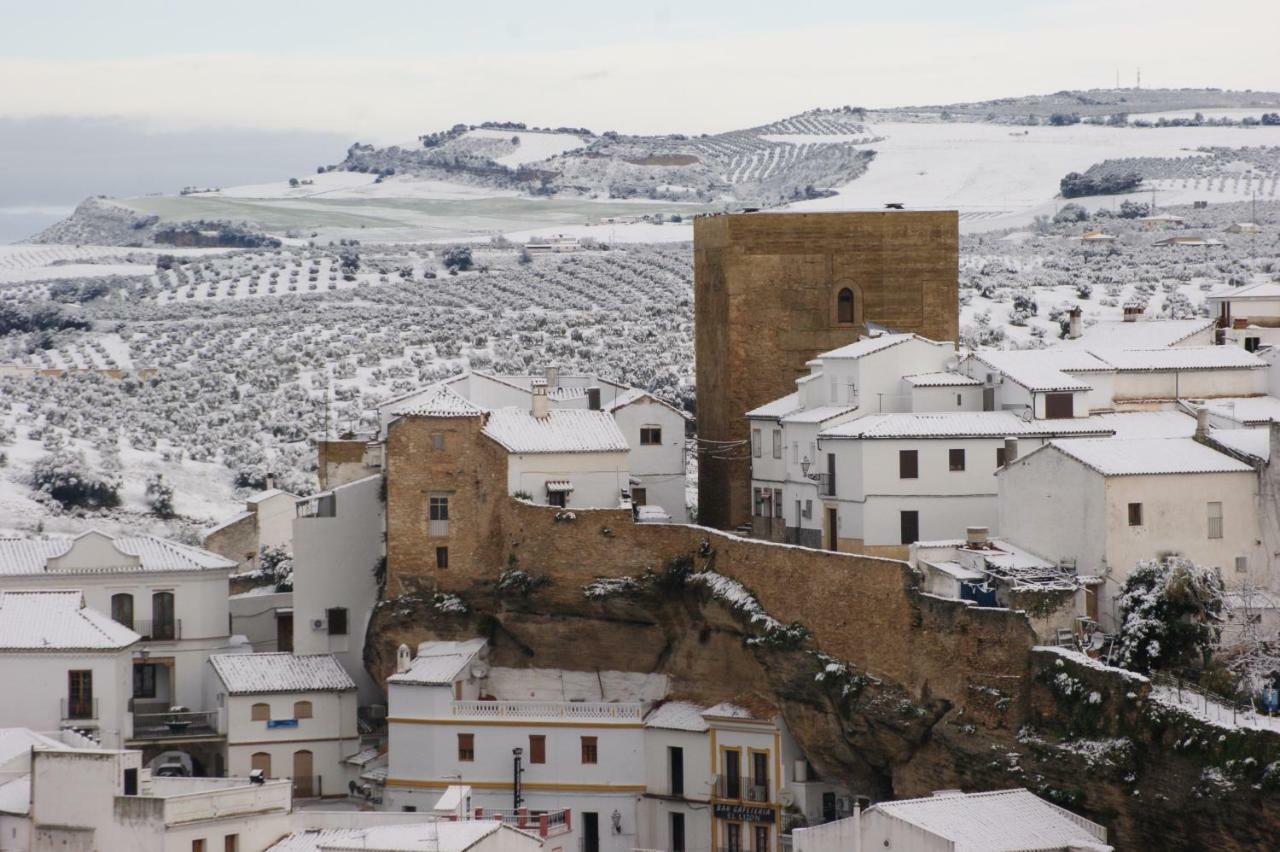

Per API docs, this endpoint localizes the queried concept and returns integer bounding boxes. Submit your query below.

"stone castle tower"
[694,210,959,530]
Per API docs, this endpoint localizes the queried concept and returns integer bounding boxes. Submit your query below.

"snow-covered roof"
[701,702,758,720]
[816,333,916,360]
[746,393,801,420]
[0,530,235,576]
[204,510,255,537]
[1037,438,1253,476]
[924,561,986,582]
[605,386,689,419]
[210,653,356,695]
[1200,396,1280,426]
[781,404,859,425]
[1082,411,1196,439]
[1053,318,1214,350]
[1209,427,1269,463]
[0,590,139,651]
[1091,346,1264,372]
[482,407,629,454]
[246,488,296,504]
[644,701,711,732]
[0,776,31,817]
[820,411,1112,440]
[1206,280,1280,302]
[972,350,1103,393]
[268,822,517,852]
[903,372,983,387]
[868,788,1109,851]
[388,639,487,686]
[390,385,483,418]
[0,728,71,766]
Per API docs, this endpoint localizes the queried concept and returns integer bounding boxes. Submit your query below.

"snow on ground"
[1150,684,1280,733]
[759,133,877,144]
[0,263,151,284]
[466,129,587,166]
[1129,108,1279,123]
[789,121,1280,232]
[501,222,693,244]
[214,170,378,199]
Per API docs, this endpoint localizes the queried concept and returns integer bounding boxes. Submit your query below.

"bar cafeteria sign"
[713,803,775,823]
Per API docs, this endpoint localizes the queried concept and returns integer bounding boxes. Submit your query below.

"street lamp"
[800,456,821,481]
[512,747,524,810]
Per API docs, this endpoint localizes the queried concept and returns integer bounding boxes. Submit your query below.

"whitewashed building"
[0,591,138,748]
[210,653,360,798]
[1207,281,1280,351]
[998,435,1260,631]
[293,474,385,704]
[0,531,234,769]
[204,486,300,573]
[383,639,848,852]
[383,369,689,520]
[792,788,1110,852]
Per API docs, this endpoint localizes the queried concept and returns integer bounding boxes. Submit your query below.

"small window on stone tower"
[837,288,855,324]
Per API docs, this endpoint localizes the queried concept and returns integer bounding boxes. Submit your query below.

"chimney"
[1003,437,1019,465]
[531,380,550,419]
[587,386,601,411]
[1123,304,1143,323]
[966,526,990,547]
[544,365,559,390]
[1195,407,1211,441]
[265,473,276,491]
[1068,307,1083,339]
[396,643,412,674]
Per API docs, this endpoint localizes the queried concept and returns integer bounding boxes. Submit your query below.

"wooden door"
[250,752,271,778]
[276,613,293,652]
[826,508,838,551]
[293,750,314,797]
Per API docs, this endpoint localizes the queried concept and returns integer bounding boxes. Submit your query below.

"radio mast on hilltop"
[1136,67,1142,90]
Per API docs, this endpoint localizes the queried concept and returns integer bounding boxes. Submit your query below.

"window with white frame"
[772,429,782,459]
[429,494,450,536]
[1208,502,1223,539]
[752,429,762,458]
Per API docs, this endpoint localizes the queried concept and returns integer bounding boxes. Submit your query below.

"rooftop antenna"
[1136,67,1141,90]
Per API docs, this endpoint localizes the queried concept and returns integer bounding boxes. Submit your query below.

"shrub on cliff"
[1115,557,1223,674]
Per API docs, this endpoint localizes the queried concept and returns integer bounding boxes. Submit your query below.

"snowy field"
[466,129,587,166]
[789,121,1280,232]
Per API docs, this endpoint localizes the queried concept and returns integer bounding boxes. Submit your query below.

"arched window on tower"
[836,288,855,324]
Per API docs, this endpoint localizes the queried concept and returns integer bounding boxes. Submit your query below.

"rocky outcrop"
[366,501,1280,850]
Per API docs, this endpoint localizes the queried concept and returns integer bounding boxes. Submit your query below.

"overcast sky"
[2,0,1278,240]
[5,0,1279,140]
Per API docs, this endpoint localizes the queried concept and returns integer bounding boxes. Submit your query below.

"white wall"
[909,384,983,413]
[0,570,230,712]
[998,447,1107,572]
[292,474,384,703]
[229,589,292,652]
[252,492,298,553]
[507,451,630,509]
[221,689,358,794]
[1112,369,1266,402]
[0,652,132,748]
[612,399,688,521]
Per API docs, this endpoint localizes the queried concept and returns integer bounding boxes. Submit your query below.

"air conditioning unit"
[985,372,998,386]
[311,618,326,631]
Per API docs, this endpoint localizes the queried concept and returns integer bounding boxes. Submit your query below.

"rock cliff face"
[366,502,1280,851]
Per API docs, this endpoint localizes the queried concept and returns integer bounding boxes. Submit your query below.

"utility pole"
[1137,67,1142,90]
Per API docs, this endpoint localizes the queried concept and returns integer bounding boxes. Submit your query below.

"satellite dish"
[780,788,796,808]
[1020,407,1034,422]
[943,355,961,371]
[470,661,490,679]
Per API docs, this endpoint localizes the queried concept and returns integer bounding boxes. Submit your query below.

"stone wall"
[384,414,509,596]
[694,211,960,530]
[204,512,258,572]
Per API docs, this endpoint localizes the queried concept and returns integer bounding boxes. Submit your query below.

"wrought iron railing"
[131,710,219,739]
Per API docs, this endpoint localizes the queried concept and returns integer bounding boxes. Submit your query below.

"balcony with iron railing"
[120,618,182,642]
[129,709,221,741]
[61,697,98,722]
[713,774,770,802]
[815,472,836,497]
[469,807,571,838]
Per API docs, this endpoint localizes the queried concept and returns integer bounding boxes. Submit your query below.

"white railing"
[451,700,644,722]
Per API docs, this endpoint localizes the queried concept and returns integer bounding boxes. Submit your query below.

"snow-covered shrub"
[257,545,294,592]
[145,473,175,518]
[29,448,120,510]
[1116,557,1224,674]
